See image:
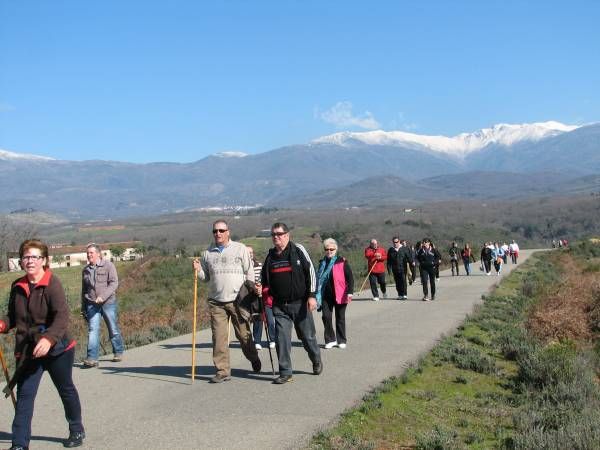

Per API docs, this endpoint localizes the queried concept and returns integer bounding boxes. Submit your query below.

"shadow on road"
[94,364,274,384]
[0,431,64,446]
[160,341,306,350]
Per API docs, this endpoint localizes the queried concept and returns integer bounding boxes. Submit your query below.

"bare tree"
[0,218,38,272]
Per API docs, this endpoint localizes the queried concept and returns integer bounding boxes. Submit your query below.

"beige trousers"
[209,301,258,376]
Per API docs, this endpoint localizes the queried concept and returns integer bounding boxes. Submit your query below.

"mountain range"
[1,121,599,219]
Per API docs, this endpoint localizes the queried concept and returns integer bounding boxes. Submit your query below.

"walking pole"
[358,262,377,294]
[227,317,232,345]
[0,346,16,408]
[191,268,198,384]
[261,303,276,375]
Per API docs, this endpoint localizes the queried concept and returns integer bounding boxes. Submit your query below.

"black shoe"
[8,446,29,450]
[251,358,262,373]
[64,431,85,448]
[273,375,293,384]
[209,374,231,383]
[313,360,323,375]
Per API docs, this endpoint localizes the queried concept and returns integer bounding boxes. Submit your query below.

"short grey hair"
[323,238,338,250]
[86,242,102,253]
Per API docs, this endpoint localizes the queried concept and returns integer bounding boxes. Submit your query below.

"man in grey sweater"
[192,220,261,383]
[81,243,125,367]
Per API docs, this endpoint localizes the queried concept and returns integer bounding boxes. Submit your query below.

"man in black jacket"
[387,237,408,300]
[417,239,438,301]
[259,223,322,384]
[448,242,460,276]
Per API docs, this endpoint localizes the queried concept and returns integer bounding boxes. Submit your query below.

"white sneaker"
[372,297,379,301]
[269,342,276,349]
[338,343,347,349]
[383,292,388,299]
[325,341,337,349]
[255,343,262,350]
[402,295,408,300]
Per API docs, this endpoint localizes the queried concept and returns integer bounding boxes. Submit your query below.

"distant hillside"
[284,172,599,208]
[1,122,599,219]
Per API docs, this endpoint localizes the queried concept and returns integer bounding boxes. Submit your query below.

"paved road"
[0,251,535,449]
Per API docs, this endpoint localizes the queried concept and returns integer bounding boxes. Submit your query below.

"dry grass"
[526,253,599,344]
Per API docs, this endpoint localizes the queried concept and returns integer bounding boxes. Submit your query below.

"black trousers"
[420,266,436,299]
[392,269,406,296]
[321,295,347,344]
[483,259,492,273]
[12,348,83,448]
[368,272,386,297]
[273,301,321,376]
[450,259,460,275]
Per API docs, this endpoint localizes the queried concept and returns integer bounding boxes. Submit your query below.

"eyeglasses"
[271,231,288,237]
[324,248,336,252]
[212,229,228,234]
[21,255,44,261]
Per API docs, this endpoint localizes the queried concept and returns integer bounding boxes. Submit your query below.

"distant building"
[7,241,143,272]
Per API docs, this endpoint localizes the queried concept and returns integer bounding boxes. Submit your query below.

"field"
[308,241,600,449]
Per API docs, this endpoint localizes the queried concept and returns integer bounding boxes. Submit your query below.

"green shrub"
[454,375,468,384]
[150,325,177,341]
[125,331,154,347]
[172,318,192,334]
[516,342,579,388]
[496,327,535,361]
[507,409,600,449]
[415,426,460,450]
[434,339,496,374]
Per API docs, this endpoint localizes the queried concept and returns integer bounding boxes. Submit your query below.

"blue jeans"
[252,306,277,344]
[12,348,83,447]
[86,301,125,360]
[463,259,471,275]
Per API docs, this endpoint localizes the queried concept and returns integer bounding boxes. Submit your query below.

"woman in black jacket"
[0,239,85,450]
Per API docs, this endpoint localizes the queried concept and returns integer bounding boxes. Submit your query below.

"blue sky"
[1,1,599,163]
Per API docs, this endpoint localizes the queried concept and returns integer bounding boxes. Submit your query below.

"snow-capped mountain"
[213,151,248,158]
[0,121,598,218]
[0,148,55,161]
[312,121,581,158]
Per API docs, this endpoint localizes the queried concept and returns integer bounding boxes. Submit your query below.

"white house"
[7,241,143,272]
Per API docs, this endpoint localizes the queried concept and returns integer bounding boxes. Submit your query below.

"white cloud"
[390,112,418,131]
[318,101,380,130]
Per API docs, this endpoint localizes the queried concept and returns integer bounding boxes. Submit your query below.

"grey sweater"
[199,240,253,303]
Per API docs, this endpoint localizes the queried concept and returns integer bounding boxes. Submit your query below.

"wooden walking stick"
[0,346,16,408]
[227,317,232,345]
[191,268,198,383]
[358,261,378,294]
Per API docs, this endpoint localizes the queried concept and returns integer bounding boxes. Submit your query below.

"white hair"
[322,238,338,249]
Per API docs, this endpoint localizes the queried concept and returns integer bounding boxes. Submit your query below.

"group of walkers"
[193,220,344,385]
[552,238,569,248]
[479,240,520,276]
[364,238,519,301]
[0,222,522,449]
